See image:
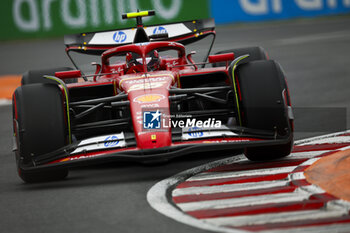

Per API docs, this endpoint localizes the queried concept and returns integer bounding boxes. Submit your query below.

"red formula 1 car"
[12,10,294,182]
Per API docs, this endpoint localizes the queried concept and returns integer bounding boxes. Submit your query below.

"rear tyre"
[212,46,267,67]
[21,67,76,85]
[12,83,69,182]
[236,60,293,161]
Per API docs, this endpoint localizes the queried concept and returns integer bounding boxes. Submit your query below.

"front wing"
[17,129,292,173]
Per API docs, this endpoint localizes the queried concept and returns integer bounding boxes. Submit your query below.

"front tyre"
[236,60,293,161]
[13,83,69,182]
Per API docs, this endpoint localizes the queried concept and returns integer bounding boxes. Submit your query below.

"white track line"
[204,208,347,228]
[299,184,325,194]
[295,130,350,145]
[260,223,350,233]
[288,150,331,158]
[187,166,297,181]
[340,145,350,151]
[298,136,350,146]
[205,200,350,228]
[301,157,321,166]
[290,172,306,180]
[173,180,291,197]
[177,187,323,212]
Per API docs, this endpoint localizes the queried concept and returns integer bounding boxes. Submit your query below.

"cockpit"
[100,41,187,75]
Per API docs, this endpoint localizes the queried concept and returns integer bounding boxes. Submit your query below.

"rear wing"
[64,18,215,55]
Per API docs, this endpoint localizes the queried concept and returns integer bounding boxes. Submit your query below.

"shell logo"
[133,94,165,103]
[127,81,167,92]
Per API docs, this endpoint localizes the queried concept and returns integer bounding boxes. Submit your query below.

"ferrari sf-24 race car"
[12,10,294,182]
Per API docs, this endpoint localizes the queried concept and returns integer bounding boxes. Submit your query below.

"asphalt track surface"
[1,16,350,233]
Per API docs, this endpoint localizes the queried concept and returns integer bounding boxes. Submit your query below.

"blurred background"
[1,0,350,41]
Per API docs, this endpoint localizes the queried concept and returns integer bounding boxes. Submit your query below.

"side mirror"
[55,70,81,79]
[208,53,235,64]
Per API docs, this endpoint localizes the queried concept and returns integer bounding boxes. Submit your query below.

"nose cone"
[122,72,176,150]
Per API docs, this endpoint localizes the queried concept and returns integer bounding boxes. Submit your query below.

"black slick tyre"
[12,83,69,182]
[235,60,293,161]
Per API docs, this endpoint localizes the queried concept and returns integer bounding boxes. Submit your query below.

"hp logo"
[113,31,127,43]
[104,135,119,147]
[153,26,167,34]
[188,127,204,138]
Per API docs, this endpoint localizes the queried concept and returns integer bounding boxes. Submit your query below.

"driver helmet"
[125,52,141,68]
[147,50,160,71]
